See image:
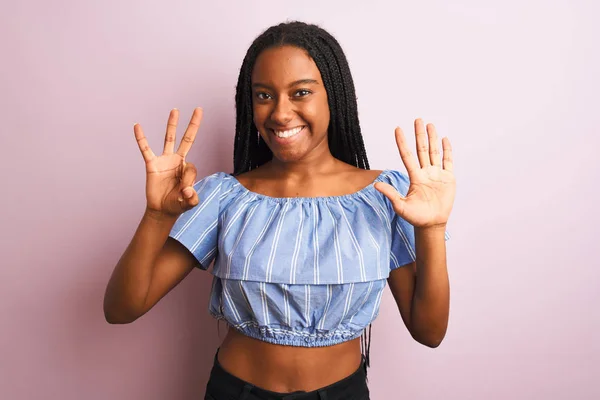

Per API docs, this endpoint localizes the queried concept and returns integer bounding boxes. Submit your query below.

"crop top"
[168,169,449,348]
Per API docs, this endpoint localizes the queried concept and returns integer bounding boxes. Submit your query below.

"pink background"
[1,0,599,399]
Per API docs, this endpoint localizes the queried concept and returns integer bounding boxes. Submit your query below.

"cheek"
[252,103,268,128]
[322,102,331,129]
[306,98,330,132]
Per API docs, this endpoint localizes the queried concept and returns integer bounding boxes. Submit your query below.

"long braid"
[313,35,360,168]
[233,21,370,174]
[318,32,369,169]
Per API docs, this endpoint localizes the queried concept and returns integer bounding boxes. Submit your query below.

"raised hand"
[134,108,203,217]
[375,119,456,229]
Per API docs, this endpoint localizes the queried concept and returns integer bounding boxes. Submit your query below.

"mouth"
[269,126,306,143]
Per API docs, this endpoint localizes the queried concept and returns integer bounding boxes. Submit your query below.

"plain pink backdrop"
[1,0,598,399]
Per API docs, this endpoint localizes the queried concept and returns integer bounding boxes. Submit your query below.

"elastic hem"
[210,312,364,347]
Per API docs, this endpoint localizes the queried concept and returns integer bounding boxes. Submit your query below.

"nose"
[270,96,294,126]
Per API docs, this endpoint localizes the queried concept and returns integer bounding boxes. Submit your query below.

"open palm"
[134,108,203,216]
[375,119,456,228]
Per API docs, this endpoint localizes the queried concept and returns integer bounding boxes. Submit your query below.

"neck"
[267,147,340,180]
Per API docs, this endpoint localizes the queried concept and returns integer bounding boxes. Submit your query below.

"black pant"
[205,351,370,400]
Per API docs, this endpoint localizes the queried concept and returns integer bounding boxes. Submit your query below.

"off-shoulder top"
[168,170,449,347]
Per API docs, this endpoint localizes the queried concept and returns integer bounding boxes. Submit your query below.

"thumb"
[177,162,197,200]
[176,162,199,211]
[179,188,199,212]
[180,162,197,189]
[374,182,405,216]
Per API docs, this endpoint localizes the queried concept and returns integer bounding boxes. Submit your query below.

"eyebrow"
[252,79,320,89]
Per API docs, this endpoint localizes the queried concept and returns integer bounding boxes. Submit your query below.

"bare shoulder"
[233,165,272,191]
[336,165,383,192]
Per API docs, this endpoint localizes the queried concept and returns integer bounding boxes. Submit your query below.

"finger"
[394,127,419,175]
[176,107,203,157]
[177,162,197,201]
[177,186,197,203]
[427,123,441,167]
[374,182,406,216]
[179,190,199,212]
[180,162,197,190]
[163,108,179,155]
[442,137,454,172]
[414,119,430,168]
[133,123,156,163]
[178,164,199,210]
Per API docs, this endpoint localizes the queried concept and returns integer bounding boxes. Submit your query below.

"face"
[251,45,330,164]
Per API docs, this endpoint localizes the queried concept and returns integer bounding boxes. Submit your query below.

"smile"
[272,126,305,139]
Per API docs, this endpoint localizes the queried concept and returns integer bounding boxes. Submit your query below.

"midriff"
[217,328,363,393]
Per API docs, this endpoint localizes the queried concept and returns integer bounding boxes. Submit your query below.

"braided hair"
[233,21,370,175]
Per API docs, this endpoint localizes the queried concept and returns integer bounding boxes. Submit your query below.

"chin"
[271,151,306,163]
[265,143,310,164]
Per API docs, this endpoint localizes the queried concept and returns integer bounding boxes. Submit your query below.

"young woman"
[104,21,455,400]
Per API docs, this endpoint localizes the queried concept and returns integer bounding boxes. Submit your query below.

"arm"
[387,225,449,348]
[103,210,199,324]
[104,108,204,324]
[377,119,455,348]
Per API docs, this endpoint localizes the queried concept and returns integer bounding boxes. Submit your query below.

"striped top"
[169,170,448,347]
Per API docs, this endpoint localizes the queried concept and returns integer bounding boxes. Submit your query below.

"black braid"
[233,21,370,175]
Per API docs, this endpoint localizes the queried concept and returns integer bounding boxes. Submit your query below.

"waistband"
[205,350,369,400]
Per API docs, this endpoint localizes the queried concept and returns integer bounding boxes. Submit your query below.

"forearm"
[103,209,178,322]
[410,225,450,347]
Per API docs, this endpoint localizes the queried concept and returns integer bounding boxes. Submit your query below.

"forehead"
[251,45,322,85]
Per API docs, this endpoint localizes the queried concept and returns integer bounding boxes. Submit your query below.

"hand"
[375,119,456,229]
[134,108,203,217]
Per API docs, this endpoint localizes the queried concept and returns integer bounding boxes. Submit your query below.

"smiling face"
[251,45,331,164]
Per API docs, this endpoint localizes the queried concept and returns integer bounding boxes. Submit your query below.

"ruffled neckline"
[225,169,392,203]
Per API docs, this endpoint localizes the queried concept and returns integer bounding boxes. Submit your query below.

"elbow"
[416,335,445,348]
[410,326,447,348]
[104,310,138,325]
[103,298,143,325]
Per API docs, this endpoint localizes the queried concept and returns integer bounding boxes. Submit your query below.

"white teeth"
[274,126,303,138]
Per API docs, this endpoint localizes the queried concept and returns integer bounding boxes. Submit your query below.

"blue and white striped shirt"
[169,170,448,347]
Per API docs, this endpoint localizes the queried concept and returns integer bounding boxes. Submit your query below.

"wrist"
[415,223,447,235]
[143,207,178,224]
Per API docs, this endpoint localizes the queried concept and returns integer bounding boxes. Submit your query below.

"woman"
[104,21,455,400]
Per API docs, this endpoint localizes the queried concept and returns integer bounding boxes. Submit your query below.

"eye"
[294,89,312,97]
[255,92,272,100]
